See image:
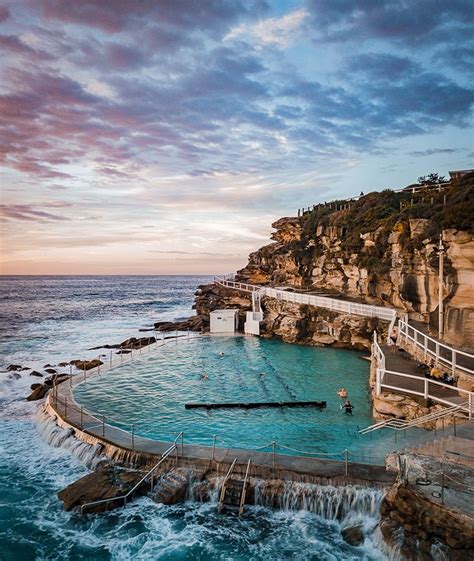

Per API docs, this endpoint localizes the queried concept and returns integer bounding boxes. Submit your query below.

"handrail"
[239,459,251,516]
[359,402,468,434]
[79,443,177,514]
[398,317,474,376]
[218,458,237,512]
[372,331,473,421]
[215,277,397,322]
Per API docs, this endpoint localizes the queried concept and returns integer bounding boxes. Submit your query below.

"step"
[227,479,245,487]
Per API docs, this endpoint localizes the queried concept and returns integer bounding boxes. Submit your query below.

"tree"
[417,173,446,185]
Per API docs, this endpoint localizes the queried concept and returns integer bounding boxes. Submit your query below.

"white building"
[210,309,239,334]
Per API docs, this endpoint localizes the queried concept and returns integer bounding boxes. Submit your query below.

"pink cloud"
[0,204,69,221]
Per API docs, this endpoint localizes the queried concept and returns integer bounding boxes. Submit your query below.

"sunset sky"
[0,1,472,275]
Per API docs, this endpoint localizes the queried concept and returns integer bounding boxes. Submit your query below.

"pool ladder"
[218,458,251,516]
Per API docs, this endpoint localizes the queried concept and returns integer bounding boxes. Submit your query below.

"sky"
[0,0,473,275]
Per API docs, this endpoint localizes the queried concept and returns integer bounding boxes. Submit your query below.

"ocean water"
[0,276,392,561]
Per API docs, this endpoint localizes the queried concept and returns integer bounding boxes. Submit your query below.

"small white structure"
[210,309,239,334]
[244,311,263,335]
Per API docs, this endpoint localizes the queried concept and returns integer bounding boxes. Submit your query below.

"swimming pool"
[73,336,411,463]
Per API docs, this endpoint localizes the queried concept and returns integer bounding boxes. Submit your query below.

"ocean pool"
[74,336,407,463]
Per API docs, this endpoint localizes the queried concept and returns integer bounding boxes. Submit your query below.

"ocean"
[0,276,390,561]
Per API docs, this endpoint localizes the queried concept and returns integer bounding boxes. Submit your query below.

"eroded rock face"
[380,482,474,561]
[234,216,473,348]
[58,463,144,513]
[151,467,193,505]
[261,299,380,350]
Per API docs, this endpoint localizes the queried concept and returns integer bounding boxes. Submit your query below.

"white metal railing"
[214,277,396,322]
[372,331,473,420]
[80,442,178,514]
[398,317,474,376]
[359,402,468,434]
[377,368,473,418]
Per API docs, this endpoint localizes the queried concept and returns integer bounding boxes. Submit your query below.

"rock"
[29,371,43,377]
[120,336,156,349]
[45,374,71,386]
[44,364,54,368]
[341,525,364,546]
[72,359,104,371]
[30,383,42,390]
[154,315,206,333]
[151,468,191,505]
[58,463,144,513]
[58,362,69,367]
[26,385,50,401]
[44,368,57,374]
[6,364,23,372]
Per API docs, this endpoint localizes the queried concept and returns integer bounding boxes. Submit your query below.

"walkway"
[215,277,396,322]
[47,394,395,486]
[382,345,464,406]
[410,319,474,367]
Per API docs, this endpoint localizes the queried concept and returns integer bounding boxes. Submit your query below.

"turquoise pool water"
[74,336,402,463]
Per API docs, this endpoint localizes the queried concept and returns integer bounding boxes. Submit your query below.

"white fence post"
[376,368,381,395]
[424,379,428,399]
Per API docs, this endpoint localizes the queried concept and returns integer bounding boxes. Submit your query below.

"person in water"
[201,372,208,380]
[337,388,347,398]
[342,400,354,415]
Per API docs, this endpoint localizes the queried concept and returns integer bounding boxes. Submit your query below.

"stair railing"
[239,459,251,516]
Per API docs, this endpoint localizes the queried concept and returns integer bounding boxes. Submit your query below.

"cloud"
[0,204,69,222]
[0,6,10,23]
[306,0,473,45]
[34,0,268,34]
[226,8,308,48]
[410,148,460,157]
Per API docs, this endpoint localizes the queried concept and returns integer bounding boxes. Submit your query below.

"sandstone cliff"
[234,173,474,348]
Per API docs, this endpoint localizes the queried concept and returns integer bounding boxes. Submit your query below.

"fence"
[398,317,474,376]
[215,277,396,322]
[48,334,389,469]
[372,332,473,420]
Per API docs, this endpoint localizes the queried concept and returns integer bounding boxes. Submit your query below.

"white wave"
[35,407,106,469]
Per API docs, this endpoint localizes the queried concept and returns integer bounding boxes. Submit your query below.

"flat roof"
[210,309,239,314]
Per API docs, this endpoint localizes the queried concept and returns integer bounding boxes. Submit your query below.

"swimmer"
[337,388,347,398]
[218,351,225,357]
[341,400,354,415]
[201,372,208,381]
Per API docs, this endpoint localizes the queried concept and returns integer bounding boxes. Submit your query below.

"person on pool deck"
[389,327,398,353]
[342,400,354,415]
[430,365,443,379]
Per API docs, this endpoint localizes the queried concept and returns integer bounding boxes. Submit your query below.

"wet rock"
[30,383,42,390]
[58,362,69,367]
[45,374,71,386]
[71,359,104,371]
[26,384,50,401]
[341,525,364,546]
[29,371,43,377]
[44,364,54,368]
[44,368,57,374]
[115,349,131,355]
[150,468,191,505]
[153,315,204,333]
[119,336,156,349]
[58,463,145,513]
[6,364,24,372]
